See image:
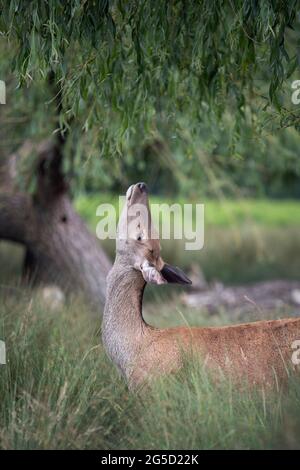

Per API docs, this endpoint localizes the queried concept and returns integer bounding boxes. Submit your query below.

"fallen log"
[182,280,300,316]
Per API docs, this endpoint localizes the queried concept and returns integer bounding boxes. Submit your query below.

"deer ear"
[161,263,192,285]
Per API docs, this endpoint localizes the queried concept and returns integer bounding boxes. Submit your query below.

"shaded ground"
[182,279,300,318]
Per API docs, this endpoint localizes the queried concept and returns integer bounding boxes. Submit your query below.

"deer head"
[117,182,191,286]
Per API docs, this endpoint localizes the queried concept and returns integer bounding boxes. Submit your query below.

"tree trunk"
[0,141,111,312]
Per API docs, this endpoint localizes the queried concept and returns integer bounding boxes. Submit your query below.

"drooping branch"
[1,0,299,145]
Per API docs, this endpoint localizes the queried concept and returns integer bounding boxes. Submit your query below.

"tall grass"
[1,198,300,449]
[1,285,300,449]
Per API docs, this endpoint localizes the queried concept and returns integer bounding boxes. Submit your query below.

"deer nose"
[137,182,148,193]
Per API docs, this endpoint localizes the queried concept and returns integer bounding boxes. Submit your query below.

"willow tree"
[0,1,299,308]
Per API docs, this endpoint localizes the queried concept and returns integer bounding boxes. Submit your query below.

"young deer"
[102,182,300,389]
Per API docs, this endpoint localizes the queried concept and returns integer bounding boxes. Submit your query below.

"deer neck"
[102,258,149,376]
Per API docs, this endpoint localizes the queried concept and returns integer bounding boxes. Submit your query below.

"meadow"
[0,197,300,449]
[76,195,300,283]
[1,284,300,449]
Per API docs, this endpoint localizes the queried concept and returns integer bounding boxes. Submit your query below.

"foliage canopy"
[1,1,300,196]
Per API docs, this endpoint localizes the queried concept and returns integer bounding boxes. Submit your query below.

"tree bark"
[0,141,111,311]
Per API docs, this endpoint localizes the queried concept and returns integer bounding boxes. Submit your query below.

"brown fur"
[102,183,300,390]
[133,316,300,388]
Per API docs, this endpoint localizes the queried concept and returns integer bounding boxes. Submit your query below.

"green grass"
[1,285,300,449]
[75,193,300,229]
[1,196,300,448]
